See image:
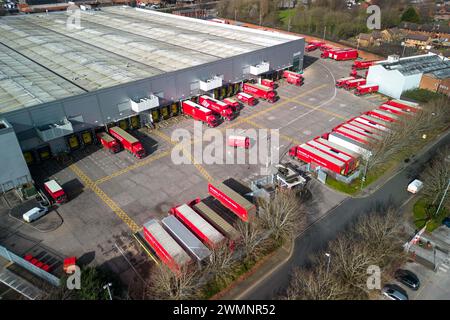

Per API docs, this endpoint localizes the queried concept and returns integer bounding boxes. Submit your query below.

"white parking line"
[329,117,335,122]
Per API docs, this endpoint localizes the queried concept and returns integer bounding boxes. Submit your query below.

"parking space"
[0,52,390,281]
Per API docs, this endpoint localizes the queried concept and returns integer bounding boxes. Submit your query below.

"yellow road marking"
[241,118,303,146]
[132,234,159,265]
[295,100,347,120]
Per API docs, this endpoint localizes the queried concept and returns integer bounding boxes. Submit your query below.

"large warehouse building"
[0,6,304,191]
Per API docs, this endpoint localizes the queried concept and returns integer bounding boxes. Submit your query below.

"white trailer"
[328,132,372,160]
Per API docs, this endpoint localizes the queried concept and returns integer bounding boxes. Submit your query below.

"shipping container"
[328,132,372,159]
[143,219,192,272]
[208,182,256,222]
[109,126,146,158]
[182,100,220,127]
[171,204,225,248]
[242,83,276,103]
[192,200,240,242]
[161,215,211,263]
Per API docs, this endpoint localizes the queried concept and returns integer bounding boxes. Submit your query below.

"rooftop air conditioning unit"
[199,76,223,91]
[130,95,160,113]
[387,55,400,63]
[249,62,270,75]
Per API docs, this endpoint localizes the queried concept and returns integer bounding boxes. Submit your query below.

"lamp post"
[435,179,450,218]
[103,283,113,300]
[325,253,331,275]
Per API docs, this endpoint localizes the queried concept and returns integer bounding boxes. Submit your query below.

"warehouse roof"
[379,53,450,76]
[0,6,301,114]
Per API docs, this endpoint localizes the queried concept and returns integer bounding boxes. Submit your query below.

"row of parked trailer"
[335,76,379,96]
[304,40,359,61]
[142,181,256,272]
[289,99,420,176]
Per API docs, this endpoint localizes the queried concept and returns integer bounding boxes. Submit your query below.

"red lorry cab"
[44,180,67,204]
[109,126,146,159]
[344,78,366,90]
[236,92,257,106]
[355,84,379,95]
[198,95,236,121]
[283,70,304,86]
[227,135,250,149]
[182,100,220,127]
[261,79,275,88]
[336,76,355,88]
[242,83,276,103]
[223,97,241,111]
[97,132,120,153]
[305,43,318,52]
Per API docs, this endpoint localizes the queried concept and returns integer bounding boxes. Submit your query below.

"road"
[244,131,450,300]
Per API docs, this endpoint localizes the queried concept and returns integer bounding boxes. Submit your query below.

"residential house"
[381,27,405,42]
[404,34,431,49]
[357,33,372,47]
[419,69,450,96]
[371,31,383,46]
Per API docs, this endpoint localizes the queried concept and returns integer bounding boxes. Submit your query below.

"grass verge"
[413,197,448,232]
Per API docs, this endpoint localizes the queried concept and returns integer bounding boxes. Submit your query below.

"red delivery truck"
[182,100,220,127]
[289,144,349,175]
[208,182,256,222]
[198,95,236,121]
[236,92,256,106]
[223,97,241,112]
[261,79,275,88]
[385,100,420,112]
[143,219,192,272]
[379,104,411,116]
[332,49,358,61]
[97,131,120,153]
[227,135,250,149]
[306,140,358,174]
[170,204,225,248]
[109,127,146,158]
[355,84,379,95]
[344,78,366,90]
[336,76,355,88]
[352,60,379,69]
[367,109,399,122]
[44,180,67,204]
[320,46,338,56]
[243,83,276,103]
[283,70,304,86]
[305,43,318,52]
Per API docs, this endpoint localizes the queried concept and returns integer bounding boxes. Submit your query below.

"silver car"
[381,284,409,300]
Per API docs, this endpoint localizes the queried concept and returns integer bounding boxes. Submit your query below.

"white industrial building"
[0,6,304,192]
[366,53,450,99]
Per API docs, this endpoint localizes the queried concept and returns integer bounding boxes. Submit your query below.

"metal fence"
[0,245,60,287]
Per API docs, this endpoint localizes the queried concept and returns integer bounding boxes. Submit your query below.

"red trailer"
[333,125,377,145]
[367,109,399,122]
[109,127,146,158]
[306,139,358,174]
[341,123,383,142]
[227,135,250,149]
[385,100,420,113]
[309,40,326,47]
[379,104,411,116]
[243,83,276,103]
[236,92,257,106]
[198,95,236,121]
[347,119,385,135]
[358,114,392,131]
[320,47,339,58]
[343,78,366,90]
[289,144,349,176]
[336,76,355,88]
[305,43,318,52]
[332,49,358,61]
[97,132,120,153]
[283,70,304,86]
[43,180,67,204]
[170,203,225,248]
[208,182,256,222]
[182,100,220,127]
[355,84,379,95]
[223,97,241,111]
[319,44,336,52]
[261,79,275,88]
[143,219,192,272]
[352,60,379,70]
[313,137,361,163]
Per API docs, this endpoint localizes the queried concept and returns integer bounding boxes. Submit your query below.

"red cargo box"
[236,92,256,106]
[63,257,76,273]
[227,135,250,149]
[24,254,33,262]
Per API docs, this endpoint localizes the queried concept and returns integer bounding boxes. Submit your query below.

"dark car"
[395,269,420,290]
[442,217,450,228]
[381,284,409,300]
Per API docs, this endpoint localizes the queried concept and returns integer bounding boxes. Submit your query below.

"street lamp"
[325,253,331,275]
[103,282,113,300]
[435,179,450,218]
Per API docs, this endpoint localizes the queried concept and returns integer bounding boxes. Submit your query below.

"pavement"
[236,129,450,300]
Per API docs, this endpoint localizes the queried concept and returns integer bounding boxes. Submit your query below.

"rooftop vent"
[387,55,400,63]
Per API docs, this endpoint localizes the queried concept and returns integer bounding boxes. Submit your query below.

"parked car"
[442,217,450,228]
[381,284,409,300]
[407,179,423,194]
[23,206,49,223]
[394,269,420,290]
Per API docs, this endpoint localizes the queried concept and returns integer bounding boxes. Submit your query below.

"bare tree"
[258,188,307,243]
[145,265,203,300]
[421,146,450,213]
[235,217,272,263]
[205,242,238,284]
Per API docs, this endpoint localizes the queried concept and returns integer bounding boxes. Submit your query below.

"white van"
[407,179,423,194]
[23,207,48,223]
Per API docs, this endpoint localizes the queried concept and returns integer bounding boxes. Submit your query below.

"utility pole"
[360,159,369,190]
[435,179,450,218]
[325,253,331,275]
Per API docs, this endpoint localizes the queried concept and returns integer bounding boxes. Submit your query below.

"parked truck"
[355,84,379,96]
[352,60,379,70]
[331,49,358,61]
[208,182,256,222]
[243,83,276,103]
[182,100,220,127]
[198,95,236,121]
[109,126,146,159]
[223,97,241,111]
[283,70,304,86]
[143,219,192,272]
[236,92,257,106]
[97,131,120,153]
[261,79,275,88]
[227,135,250,149]
[43,180,67,204]
[170,204,225,248]
[306,140,359,174]
[161,215,211,263]
[343,78,366,90]
[335,76,356,88]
